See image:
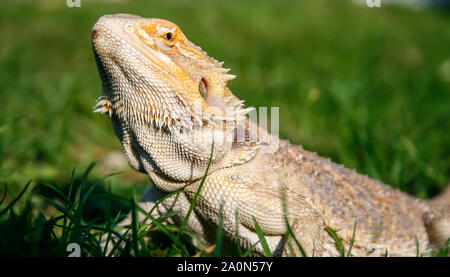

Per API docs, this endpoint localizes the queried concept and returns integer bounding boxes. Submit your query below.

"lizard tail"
[424,185,450,253]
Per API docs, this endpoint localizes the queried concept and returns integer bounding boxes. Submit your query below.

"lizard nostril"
[92,29,99,40]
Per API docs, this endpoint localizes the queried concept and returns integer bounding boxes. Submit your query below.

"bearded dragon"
[91,14,450,256]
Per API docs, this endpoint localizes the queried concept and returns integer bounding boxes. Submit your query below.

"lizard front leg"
[282,212,327,257]
[103,184,214,255]
[100,185,166,255]
[184,166,327,257]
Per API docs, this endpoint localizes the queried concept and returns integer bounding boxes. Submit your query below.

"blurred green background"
[0,0,449,255]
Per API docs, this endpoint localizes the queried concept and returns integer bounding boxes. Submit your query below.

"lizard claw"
[93,96,112,117]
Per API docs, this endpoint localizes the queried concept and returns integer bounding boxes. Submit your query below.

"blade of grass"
[81,162,96,183]
[252,217,272,257]
[131,189,139,256]
[211,204,224,257]
[107,228,131,257]
[415,236,420,257]
[106,183,111,225]
[80,170,125,207]
[232,210,243,257]
[0,182,7,206]
[81,221,103,256]
[101,211,123,256]
[67,168,76,201]
[284,218,307,257]
[179,141,214,238]
[138,210,180,237]
[0,181,31,217]
[146,211,189,256]
[40,195,72,218]
[62,168,76,241]
[346,219,357,257]
[326,226,346,257]
[79,181,100,207]
[436,238,450,257]
[242,240,261,257]
[142,189,207,226]
[283,232,295,257]
[281,188,307,257]
[39,184,72,207]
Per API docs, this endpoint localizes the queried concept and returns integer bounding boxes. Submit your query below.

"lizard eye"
[163,32,173,41]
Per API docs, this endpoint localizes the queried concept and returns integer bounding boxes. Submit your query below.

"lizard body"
[91,14,449,256]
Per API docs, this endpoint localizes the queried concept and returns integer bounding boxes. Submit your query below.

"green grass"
[0,0,449,256]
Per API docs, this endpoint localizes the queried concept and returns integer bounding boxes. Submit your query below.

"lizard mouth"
[91,20,114,101]
[92,48,113,99]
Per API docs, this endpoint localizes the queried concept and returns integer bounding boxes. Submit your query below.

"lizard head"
[92,14,259,186]
[92,14,251,131]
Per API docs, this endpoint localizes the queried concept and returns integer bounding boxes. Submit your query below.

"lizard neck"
[111,113,261,192]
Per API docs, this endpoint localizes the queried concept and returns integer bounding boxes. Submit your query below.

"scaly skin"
[91,14,449,256]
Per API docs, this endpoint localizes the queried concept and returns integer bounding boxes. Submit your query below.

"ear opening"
[199,77,209,100]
